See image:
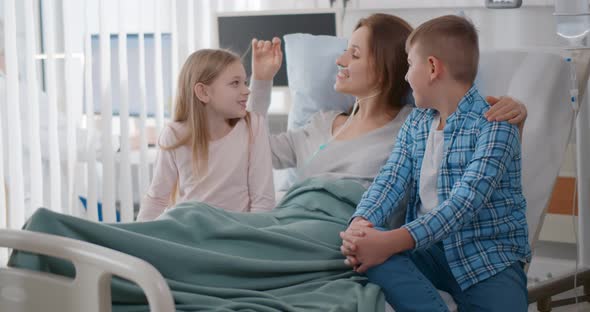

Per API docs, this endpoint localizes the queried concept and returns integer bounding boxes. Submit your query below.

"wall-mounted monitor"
[215,10,341,87]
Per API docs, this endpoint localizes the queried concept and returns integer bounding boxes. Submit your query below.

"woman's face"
[334,26,377,97]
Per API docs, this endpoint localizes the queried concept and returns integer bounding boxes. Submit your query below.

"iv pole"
[528,2,590,310]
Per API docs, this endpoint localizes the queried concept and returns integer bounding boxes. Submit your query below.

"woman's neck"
[354,95,399,124]
[332,95,402,141]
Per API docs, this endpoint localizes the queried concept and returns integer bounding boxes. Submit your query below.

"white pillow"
[273,34,356,191]
[283,33,355,130]
[476,50,574,247]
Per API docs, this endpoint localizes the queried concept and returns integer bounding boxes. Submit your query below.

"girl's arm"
[247,38,313,171]
[247,78,311,170]
[137,126,179,221]
[246,79,272,116]
[247,37,282,116]
[247,113,276,212]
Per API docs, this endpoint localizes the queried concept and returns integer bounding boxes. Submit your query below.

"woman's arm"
[247,113,276,212]
[137,127,179,221]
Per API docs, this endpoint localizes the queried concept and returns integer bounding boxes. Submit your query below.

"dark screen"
[217,13,337,86]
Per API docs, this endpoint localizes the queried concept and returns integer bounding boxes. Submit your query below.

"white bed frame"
[0,229,174,312]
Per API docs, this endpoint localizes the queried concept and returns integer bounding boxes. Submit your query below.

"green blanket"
[9,178,384,311]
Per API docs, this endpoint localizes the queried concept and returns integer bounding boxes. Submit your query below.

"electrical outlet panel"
[485,0,523,9]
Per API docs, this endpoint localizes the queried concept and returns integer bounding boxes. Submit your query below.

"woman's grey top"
[248,80,413,188]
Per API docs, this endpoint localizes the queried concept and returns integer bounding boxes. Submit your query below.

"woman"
[247,14,526,192]
[9,13,527,312]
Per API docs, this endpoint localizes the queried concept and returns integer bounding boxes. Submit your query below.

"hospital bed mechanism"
[529,269,590,311]
[0,229,174,312]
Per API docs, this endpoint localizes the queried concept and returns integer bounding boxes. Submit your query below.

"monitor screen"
[217,12,338,86]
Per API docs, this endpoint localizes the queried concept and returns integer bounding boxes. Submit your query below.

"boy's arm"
[351,115,415,227]
[403,121,521,249]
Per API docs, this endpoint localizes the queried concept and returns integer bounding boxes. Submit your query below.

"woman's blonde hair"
[164,49,250,178]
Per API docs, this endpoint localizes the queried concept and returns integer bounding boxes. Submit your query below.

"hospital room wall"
[342,6,564,48]
[32,1,568,117]
[27,0,331,120]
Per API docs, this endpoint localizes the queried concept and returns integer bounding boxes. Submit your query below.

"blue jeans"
[366,242,528,312]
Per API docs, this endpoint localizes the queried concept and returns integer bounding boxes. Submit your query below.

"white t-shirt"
[418,115,445,216]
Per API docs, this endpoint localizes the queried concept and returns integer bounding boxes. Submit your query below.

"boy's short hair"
[406,15,479,84]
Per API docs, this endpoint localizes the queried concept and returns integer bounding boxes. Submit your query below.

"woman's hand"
[485,96,527,125]
[340,227,414,273]
[486,96,527,138]
[340,217,372,270]
[251,37,283,81]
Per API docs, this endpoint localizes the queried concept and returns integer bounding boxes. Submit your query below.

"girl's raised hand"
[251,37,283,81]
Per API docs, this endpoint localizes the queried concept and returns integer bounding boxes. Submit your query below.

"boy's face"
[405,44,433,109]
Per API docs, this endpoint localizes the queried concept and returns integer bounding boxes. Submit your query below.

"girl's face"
[334,26,377,98]
[203,61,250,120]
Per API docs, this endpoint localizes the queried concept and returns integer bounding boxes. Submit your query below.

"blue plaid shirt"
[352,86,531,290]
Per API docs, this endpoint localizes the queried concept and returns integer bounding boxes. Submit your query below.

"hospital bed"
[0,45,584,311]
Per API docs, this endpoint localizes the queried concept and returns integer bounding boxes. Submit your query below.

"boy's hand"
[340,227,415,273]
[251,37,283,81]
[485,96,527,125]
[340,217,373,270]
[340,227,396,273]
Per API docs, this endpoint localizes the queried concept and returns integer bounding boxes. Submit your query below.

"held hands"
[340,217,416,273]
[340,217,372,271]
[340,218,392,273]
[251,37,283,81]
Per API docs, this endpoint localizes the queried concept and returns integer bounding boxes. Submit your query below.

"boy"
[340,15,530,311]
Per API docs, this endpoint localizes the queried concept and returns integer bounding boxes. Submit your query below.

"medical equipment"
[485,0,522,9]
[554,0,590,46]
[526,2,590,310]
[567,57,580,112]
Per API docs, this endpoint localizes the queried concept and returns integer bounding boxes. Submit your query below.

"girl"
[137,49,275,221]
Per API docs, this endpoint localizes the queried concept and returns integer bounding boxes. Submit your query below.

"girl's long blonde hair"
[163,49,251,203]
[163,49,250,173]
